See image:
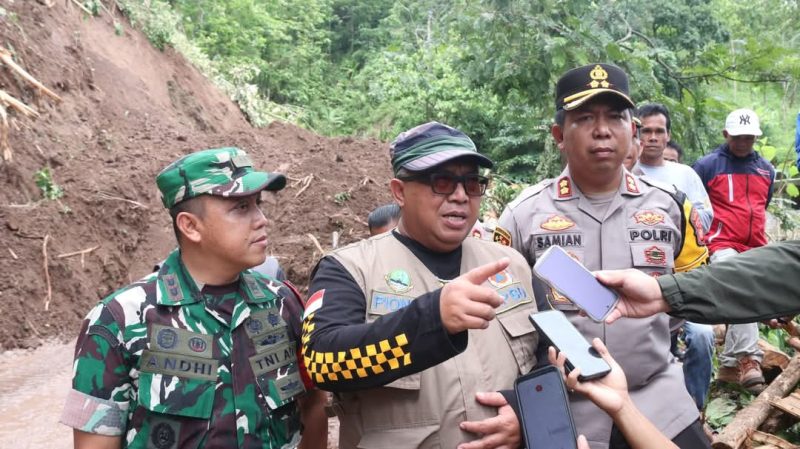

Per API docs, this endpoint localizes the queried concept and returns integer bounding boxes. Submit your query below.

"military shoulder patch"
[493,226,512,246]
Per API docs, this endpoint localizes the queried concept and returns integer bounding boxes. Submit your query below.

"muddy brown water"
[0,339,339,448]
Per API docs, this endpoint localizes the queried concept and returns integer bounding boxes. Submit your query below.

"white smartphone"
[533,245,619,322]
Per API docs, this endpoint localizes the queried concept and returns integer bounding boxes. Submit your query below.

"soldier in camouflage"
[60,147,327,449]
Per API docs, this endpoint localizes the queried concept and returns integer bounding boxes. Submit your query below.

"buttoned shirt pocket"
[629,242,674,276]
[497,307,538,374]
[137,370,216,419]
[357,424,440,448]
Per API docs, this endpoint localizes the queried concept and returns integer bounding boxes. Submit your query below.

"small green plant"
[333,192,351,205]
[35,167,64,200]
[114,21,124,36]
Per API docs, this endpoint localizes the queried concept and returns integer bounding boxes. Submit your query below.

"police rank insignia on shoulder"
[625,174,639,193]
[493,226,512,246]
[540,215,576,231]
[634,210,665,226]
[385,269,412,293]
[557,177,572,198]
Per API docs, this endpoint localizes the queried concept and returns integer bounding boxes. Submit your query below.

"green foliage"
[704,396,738,429]
[333,192,351,205]
[35,167,64,200]
[116,0,177,50]
[104,0,800,224]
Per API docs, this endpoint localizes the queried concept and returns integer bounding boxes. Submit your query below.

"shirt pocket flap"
[497,307,536,338]
[384,372,421,390]
[357,424,439,448]
[137,372,215,419]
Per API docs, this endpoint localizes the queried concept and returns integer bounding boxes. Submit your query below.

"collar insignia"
[557,177,572,198]
[540,215,576,231]
[625,174,639,194]
[493,226,512,247]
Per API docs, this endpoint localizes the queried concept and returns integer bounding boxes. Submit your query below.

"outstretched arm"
[548,339,678,449]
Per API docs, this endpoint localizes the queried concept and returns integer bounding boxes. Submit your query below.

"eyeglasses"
[400,173,489,197]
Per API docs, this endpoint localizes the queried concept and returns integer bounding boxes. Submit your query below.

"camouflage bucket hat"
[156,147,286,209]
[389,121,493,175]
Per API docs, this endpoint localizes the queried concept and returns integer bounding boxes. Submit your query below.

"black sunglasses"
[400,173,489,197]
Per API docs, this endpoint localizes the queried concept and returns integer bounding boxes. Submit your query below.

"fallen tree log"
[760,339,790,371]
[0,48,62,102]
[713,354,800,449]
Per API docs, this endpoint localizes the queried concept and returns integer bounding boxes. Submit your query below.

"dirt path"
[0,339,340,448]
[0,339,73,449]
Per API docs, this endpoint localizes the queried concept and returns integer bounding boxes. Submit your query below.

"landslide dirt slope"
[0,2,392,349]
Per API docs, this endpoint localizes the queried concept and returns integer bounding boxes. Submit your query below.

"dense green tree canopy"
[129,0,799,186]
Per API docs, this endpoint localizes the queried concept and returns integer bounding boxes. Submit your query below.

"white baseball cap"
[724,109,762,136]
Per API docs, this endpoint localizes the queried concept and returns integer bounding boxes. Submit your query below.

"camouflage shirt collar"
[156,250,278,306]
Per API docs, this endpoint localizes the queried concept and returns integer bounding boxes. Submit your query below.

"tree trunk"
[712,355,800,449]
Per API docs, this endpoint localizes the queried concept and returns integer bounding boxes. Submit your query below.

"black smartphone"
[515,365,578,449]
[533,245,619,322]
[529,310,611,381]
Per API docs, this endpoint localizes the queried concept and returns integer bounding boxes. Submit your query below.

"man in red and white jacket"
[693,108,775,392]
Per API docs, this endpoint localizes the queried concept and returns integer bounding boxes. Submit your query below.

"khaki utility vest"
[330,233,538,449]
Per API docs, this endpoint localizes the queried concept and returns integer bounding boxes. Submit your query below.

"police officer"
[494,64,710,449]
[60,148,326,449]
[301,122,538,448]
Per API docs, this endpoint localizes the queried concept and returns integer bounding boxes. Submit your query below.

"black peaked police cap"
[555,63,635,111]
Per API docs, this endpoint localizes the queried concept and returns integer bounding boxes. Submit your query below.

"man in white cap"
[693,108,775,392]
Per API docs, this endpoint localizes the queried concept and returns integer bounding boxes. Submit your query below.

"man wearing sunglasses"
[494,64,710,449]
[301,122,538,448]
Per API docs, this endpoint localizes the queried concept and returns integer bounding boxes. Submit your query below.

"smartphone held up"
[533,245,620,322]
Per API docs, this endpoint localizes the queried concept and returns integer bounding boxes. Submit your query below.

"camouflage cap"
[156,147,286,209]
[389,121,493,175]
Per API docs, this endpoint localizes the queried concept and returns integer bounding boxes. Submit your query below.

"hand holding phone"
[515,365,578,449]
[548,337,630,417]
[533,246,619,322]
[530,310,611,381]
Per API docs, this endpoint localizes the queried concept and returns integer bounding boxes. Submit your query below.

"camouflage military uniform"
[61,148,305,449]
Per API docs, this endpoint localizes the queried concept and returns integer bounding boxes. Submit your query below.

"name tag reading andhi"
[140,349,218,381]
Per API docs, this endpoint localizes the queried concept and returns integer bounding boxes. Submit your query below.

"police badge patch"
[493,226,512,246]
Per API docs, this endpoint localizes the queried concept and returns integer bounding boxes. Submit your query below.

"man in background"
[367,203,401,236]
[664,141,683,163]
[693,108,775,393]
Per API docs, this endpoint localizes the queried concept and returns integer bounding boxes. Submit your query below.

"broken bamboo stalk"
[713,354,800,449]
[56,245,100,259]
[0,104,9,161]
[0,90,39,118]
[749,430,798,449]
[0,49,62,102]
[42,234,52,311]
